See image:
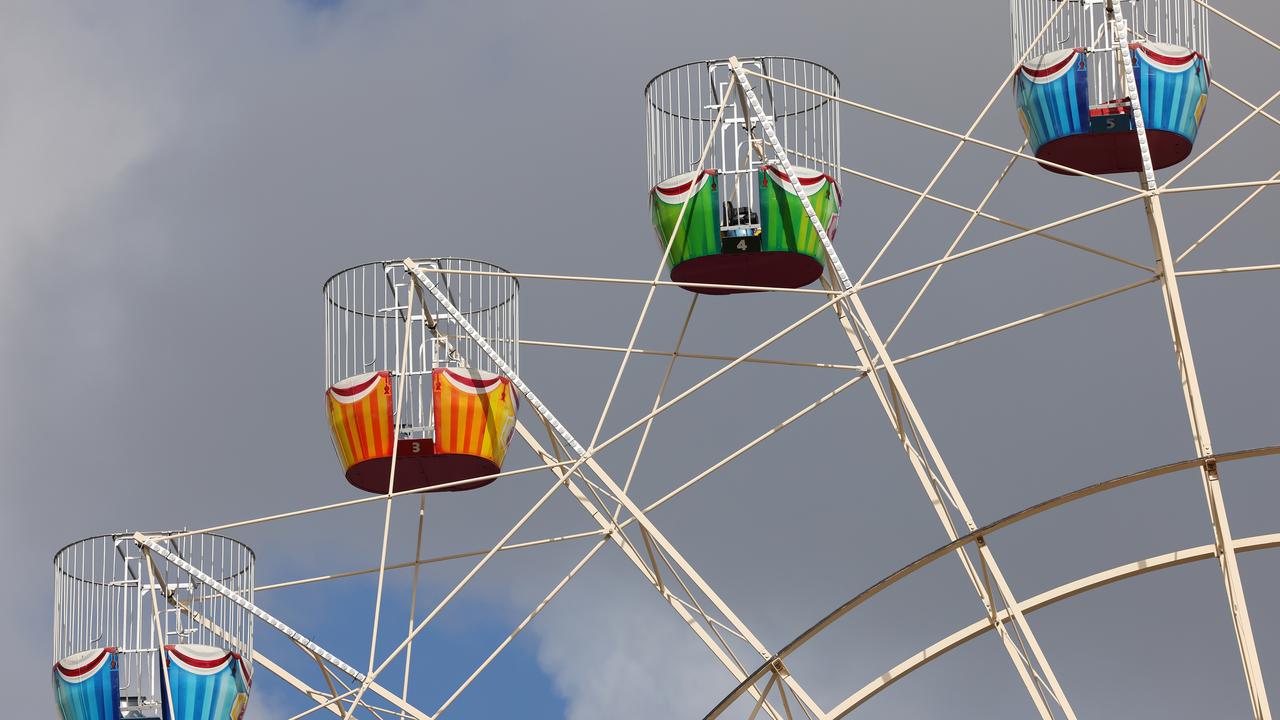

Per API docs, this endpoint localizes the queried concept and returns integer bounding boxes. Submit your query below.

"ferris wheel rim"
[703,445,1280,718]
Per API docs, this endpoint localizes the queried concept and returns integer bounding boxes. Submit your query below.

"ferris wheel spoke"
[787,147,1153,275]
[584,73,735,454]
[253,529,606,595]
[431,537,611,719]
[848,0,1072,287]
[155,458,572,545]
[887,275,1160,368]
[159,562,354,718]
[1174,81,1280,265]
[513,421,794,720]
[883,143,1027,347]
[1211,80,1280,140]
[419,274,832,717]
[1164,177,1280,193]
[975,542,1061,718]
[355,285,422,720]
[308,650,356,719]
[652,542,751,675]
[1159,86,1280,190]
[405,103,798,711]
[612,294,698,524]
[1115,3,1273,714]
[1174,176,1280,265]
[584,294,851,462]
[746,672,780,720]
[829,528,1280,716]
[398,265,839,296]
[520,335,861,372]
[859,193,1147,293]
[336,474,566,719]
[48,11,1280,720]
[255,652,348,718]
[706,446,1280,719]
[397,495,428,702]
[1177,263,1280,277]
[603,294,701,601]
[313,689,391,720]
[132,534,435,720]
[775,675,797,720]
[730,60,1079,720]
[532,410,680,606]
[1196,0,1280,55]
[622,371,867,525]
[737,67,1142,194]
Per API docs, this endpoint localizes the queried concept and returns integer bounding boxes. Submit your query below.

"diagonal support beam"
[729,56,1077,720]
[141,554,351,719]
[1112,7,1272,718]
[510,421,786,720]
[1196,0,1280,55]
[404,258,813,717]
[1175,81,1280,266]
[132,533,433,720]
[783,148,1154,274]
[257,652,346,718]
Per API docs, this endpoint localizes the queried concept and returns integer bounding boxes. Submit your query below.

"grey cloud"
[6,1,1280,718]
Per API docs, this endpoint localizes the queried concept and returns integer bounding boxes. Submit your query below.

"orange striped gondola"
[326,368,519,494]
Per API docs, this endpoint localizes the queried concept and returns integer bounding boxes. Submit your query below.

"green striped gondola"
[649,165,840,294]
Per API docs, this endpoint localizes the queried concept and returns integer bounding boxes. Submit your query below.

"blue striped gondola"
[52,648,122,720]
[160,645,251,720]
[1015,42,1208,175]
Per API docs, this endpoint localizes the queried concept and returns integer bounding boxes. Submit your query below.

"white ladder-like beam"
[727,56,1077,720]
[132,533,432,720]
[403,258,822,718]
[400,265,788,720]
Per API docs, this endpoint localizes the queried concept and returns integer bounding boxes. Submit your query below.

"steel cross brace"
[727,56,1078,720]
[1112,5,1272,718]
[151,576,351,718]
[402,263,786,719]
[403,258,819,718]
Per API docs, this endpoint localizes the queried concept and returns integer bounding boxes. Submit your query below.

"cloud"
[532,564,728,719]
[0,5,158,264]
[8,1,1280,719]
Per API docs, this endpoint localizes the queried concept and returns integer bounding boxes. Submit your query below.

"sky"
[4,1,1280,718]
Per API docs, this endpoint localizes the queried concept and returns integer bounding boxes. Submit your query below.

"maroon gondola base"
[668,252,825,295]
[345,439,500,495]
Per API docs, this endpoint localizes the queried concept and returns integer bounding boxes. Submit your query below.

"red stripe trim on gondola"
[329,372,385,398]
[55,648,113,678]
[1020,49,1081,78]
[765,165,841,203]
[442,370,501,390]
[166,645,233,669]
[231,652,253,687]
[1131,43,1200,66]
[654,170,716,196]
[765,165,827,187]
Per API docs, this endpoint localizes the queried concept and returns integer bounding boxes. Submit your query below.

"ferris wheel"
[49,1,1280,718]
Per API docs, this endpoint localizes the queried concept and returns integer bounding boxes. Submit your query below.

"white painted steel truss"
[137,1,1280,717]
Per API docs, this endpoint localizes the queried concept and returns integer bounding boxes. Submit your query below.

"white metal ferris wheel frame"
[121,1,1280,718]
